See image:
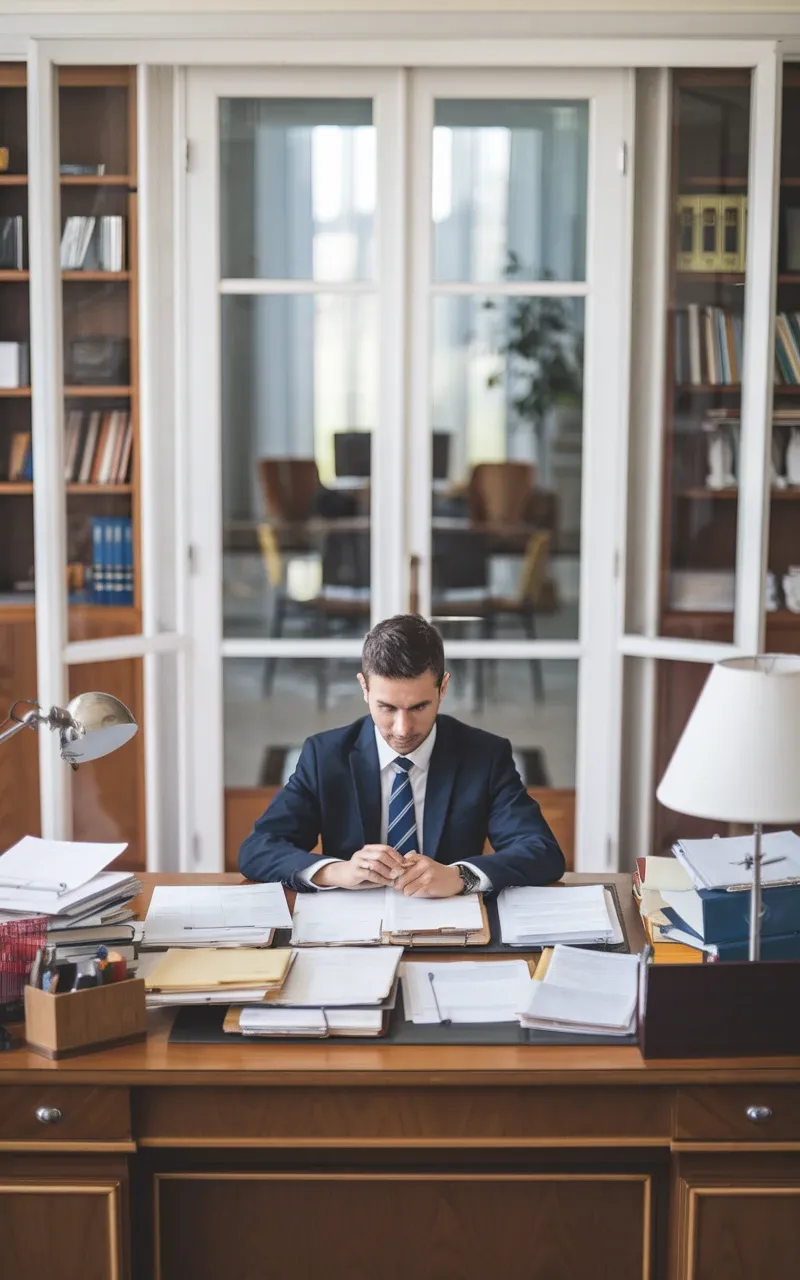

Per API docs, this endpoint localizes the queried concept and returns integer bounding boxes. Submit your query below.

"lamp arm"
[0,701,79,749]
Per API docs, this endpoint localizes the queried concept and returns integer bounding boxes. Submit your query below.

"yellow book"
[697,195,721,271]
[719,195,744,272]
[738,195,748,272]
[144,947,293,992]
[675,195,698,271]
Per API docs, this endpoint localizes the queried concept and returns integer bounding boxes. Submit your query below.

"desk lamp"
[656,655,800,961]
[0,691,138,1049]
[0,691,137,765]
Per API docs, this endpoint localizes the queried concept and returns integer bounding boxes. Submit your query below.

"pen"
[427,971,451,1026]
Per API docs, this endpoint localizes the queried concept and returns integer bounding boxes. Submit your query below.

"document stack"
[0,836,140,965]
[658,831,800,960]
[401,960,533,1024]
[497,884,623,948]
[142,947,294,1009]
[224,947,403,1038]
[632,856,703,964]
[290,888,488,947]
[518,945,640,1037]
[141,883,291,949]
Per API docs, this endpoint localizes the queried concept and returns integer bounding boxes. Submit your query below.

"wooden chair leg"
[520,608,544,703]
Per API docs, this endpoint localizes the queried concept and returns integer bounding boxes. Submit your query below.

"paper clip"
[427,971,451,1026]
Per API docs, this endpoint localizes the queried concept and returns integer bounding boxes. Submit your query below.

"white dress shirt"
[298,722,491,891]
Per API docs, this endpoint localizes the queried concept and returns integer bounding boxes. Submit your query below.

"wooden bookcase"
[0,65,145,869]
[654,68,800,854]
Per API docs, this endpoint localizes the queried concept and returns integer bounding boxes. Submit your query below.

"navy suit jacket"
[238,714,565,894]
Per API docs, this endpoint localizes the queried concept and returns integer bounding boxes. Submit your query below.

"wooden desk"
[2,873,800,1280]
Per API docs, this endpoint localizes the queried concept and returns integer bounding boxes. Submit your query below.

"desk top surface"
[3,871,800,1085]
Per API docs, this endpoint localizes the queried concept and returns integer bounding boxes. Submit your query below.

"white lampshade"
[656,655,800,824]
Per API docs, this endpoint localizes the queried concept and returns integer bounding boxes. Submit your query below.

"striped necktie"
[387,757,418,856]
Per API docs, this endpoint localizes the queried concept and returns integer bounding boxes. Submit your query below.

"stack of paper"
[141,883,291,949]
[518,945,639,1036]
[672,831,800,890]
[265,946,402,1006]
[0,837,140,947]
[498,885,622,947]
[226,1007,385,1039]
[142,947,294,1008]
[290,888,485,946]
[401,960,533,1024]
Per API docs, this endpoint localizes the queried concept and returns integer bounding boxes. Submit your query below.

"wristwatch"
[456,864,480,895]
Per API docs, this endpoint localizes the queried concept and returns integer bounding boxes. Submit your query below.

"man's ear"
[439,672,450,701]
[357,672,368,702]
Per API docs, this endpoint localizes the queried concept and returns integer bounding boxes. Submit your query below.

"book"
[661,881,800,945]
[676,195,698,270]
[0,215,24,270]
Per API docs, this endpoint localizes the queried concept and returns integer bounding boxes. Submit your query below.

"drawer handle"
[35,1106,63,1125]
[746,1105,773,1123]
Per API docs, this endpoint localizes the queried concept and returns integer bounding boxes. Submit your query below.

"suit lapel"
[349,717,381,846]
[423,717,459,862]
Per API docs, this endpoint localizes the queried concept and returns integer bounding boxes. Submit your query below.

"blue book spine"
[103,518,115,606]
[112,518,124,603]
[680,884,800,944]
[91,518,104,603]
[123,517,133,605]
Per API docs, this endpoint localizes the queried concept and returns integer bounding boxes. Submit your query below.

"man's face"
[357,670,449,755]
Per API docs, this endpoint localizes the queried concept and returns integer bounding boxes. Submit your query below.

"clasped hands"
[312,845,462,898]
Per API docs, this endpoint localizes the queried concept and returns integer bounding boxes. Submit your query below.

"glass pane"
[663,72,751,639]
[224,656,575,867]
[430,295,583,640]
[69,656,144,871]
[220,98,375,281]
[221,294,376,641]
[432,100,588,283]
[59,74,137,642]
[767,70,800,649]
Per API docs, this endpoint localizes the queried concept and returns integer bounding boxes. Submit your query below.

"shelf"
[0,270,28,282]
[60,175,133,187]
[677,487,800,501]
[684,176,748,188]
[0,484,132,496]
[676,384,800,395]
[782,178,800,188]
[0,175,27,186]
[0,387,31,398]
[778,275,800,284]
[663,609,800,625]
[676,272,745,284]
[64,386,131,398]
[62,271,131,282]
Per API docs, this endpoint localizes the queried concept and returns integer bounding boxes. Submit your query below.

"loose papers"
[498,884,621,948]
[265,946,403,1007]
[290,887,484,946]
[0,836,127,913]
[518,945,639,1036]
[232,1007,385,1038]
[142,883,291,948]
[401,960,533,1024]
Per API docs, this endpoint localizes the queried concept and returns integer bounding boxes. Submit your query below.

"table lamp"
[0,692,137,766]
[656,654,800,962]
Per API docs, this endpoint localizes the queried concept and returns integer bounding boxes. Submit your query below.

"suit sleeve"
[481,738,566,892]
[238,738,327,887]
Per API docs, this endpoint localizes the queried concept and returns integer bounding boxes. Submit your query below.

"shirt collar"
[374,721,437,774]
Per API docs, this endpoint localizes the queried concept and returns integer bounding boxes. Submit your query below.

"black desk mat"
[169,990,637,1049]
[276,883,631,957]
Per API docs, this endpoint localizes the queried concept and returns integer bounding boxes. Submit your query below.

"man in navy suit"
[239,614,565,896]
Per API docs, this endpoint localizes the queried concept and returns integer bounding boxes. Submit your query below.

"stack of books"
[633,856,704,963]
[90,515,134,605]
[64,410,133,485]
[0,836,140,966]
[60,216,126,272]
[647,831,800,961]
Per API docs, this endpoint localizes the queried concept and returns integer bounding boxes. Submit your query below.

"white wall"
[1,0,798,14]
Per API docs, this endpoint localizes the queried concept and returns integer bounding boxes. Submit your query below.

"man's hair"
[361,614,445,687]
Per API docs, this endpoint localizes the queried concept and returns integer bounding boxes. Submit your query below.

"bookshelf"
[655,68,800,855]
[0,65,144,869]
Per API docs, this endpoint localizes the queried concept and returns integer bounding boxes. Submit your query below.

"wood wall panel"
[0,620,40,849]
[225,786,576,874]
[156,1172,650,1280]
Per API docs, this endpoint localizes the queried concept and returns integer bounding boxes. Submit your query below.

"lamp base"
[640,958,800,1058]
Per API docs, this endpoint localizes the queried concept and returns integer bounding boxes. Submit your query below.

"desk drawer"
[140,1085,671,1148]
[0,1086,131,1147]
[675,1087,800,1143]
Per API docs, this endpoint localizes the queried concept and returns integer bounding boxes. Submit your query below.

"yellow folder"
[144,947,293,992]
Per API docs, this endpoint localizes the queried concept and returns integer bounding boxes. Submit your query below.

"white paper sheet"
[268,946,403,1006]
[0,835,127,909]
[238,1007,384,1036]
[498,885,618,947]
[384,892,483,935]
[142,883,291,948]
[290,889,385,945]
[518,944,639,1035]
[401,960,533,1024]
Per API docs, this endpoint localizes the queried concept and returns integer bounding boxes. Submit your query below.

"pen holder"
[639,959,800,1059]
[24,977,147,1059]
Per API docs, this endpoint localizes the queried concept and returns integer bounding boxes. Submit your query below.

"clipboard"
[380,896,491,948]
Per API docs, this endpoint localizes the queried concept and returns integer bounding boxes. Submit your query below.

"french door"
[185,66,631,872]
